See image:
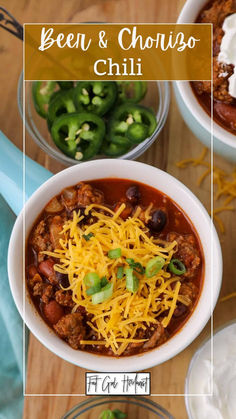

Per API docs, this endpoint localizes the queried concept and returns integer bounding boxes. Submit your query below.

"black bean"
[31,247,38,267]
[173,303,187,318]
[55,272,69,288]
[148,209,167,233]
[126,185,141,204]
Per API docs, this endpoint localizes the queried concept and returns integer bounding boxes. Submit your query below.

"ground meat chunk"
[53,313,86,349]
[179,282,199,306]
[143,322,167,350]
[27,265,38,278]
[29,220,52,260]
[167,232,201,278]
[199,0,236,27]
[124,328,146,353]
[55,290,75,308]
[28,273,53,303]
[124,322,166,355]
[61,187,78,211]
[28,273,43,290]
[114,200,133,220]
[77,182,104,206]
[41,285,53,304]
[194,59,234,104]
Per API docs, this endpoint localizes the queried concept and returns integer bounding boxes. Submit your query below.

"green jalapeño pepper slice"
[117,81,147,104]
[101,139,131,157]
[32,81,57,118]
[51,112,105,160]
[108,104,157,145]
[74,81,117,116]
[47,89,76,127]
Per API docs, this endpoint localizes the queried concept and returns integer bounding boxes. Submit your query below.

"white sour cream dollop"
[218,13,236,98]
[187,323,236,419]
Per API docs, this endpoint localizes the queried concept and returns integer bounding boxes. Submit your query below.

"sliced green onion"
[108,248,122,259]
[84,272,100,288]
[126,258,144,274]
[92,283,113,304]
[125,268,139,293]
[86,284,101,296]
[117,266,124,279]
[83,232,94,241]
[168,259,186,275]
[101,276,108,287]
[145,256,165,278]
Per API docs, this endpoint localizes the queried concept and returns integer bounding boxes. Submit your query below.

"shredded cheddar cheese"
[220,292,236,302]
[43,204,185,355]
[177,147,236,233]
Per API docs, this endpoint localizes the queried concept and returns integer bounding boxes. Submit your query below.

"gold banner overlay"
[24,24,212,81]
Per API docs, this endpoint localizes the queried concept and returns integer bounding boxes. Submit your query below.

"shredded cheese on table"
[43,204,187,356]
[177,147,236,233]
[220,292,236,302]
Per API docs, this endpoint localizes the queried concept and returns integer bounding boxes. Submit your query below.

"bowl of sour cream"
[185,321,236,419]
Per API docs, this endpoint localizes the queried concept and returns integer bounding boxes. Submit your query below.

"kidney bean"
[39,259,55,278]
[214,102,236,127]
[43,300,64,325]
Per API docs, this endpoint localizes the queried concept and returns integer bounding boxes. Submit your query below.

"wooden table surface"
[1,0,236,418]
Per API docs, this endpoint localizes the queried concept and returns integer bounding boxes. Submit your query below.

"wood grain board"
[1,0,236,418]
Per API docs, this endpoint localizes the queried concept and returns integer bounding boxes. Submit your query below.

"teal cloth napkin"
[0,195,24,419]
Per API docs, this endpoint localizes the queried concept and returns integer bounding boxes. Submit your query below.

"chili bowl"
[8,159,222,372]
[17,73,170,166]
[174,0,236,162]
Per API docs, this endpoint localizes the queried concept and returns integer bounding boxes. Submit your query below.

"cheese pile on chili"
[177,147,236,233]
[43,204,189,355]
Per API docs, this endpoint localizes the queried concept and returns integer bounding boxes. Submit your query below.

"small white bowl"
[8,159,222,372]
[185,320,236,418]
[174,0,236,162]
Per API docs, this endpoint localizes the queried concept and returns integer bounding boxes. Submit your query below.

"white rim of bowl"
[8,160,222,372]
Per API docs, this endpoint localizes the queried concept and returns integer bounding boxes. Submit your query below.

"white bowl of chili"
[174,0,236,162]
[8,159,222,372]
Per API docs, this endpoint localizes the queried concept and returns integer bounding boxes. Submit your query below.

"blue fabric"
[0,130,52,216]
[0,195,24,419]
